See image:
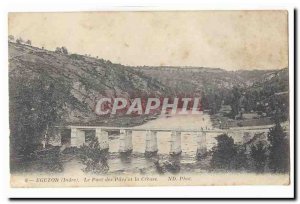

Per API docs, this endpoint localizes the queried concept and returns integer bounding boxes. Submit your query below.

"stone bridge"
[51,125,273,158]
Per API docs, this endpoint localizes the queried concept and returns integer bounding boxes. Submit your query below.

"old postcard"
[8,11,291,188]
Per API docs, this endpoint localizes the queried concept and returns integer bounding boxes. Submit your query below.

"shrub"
[55,46,68,55]
[250,141,267,173]
[267,122,289,173]
[70,54,84,60]
[8,35,15,42]
[16,37,23,44]
[210,134,236,170]
[78,137,109,174]
[55,47,62,53]
[233,145,248,170]
[26,40,32,45]
[61,46,68,54]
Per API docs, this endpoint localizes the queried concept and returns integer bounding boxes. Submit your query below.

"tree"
[250,141,267,173]
[269,96,289,123]
[78,137,109,174]
[55,46,68,55]
[26,40,31,45]
[9,72,71,158]
[8,35,14,42]
[61,46,68,55]
[229,86,241,118]
[232,145,248,170]
[267,122,289,173]
[55,47,62,53]
[16,37,23,44]
[211,134,236,170]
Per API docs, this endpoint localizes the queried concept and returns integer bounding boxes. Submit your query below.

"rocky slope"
[9,42,288,125]
[9,42,169,125]
[134,66,288,95]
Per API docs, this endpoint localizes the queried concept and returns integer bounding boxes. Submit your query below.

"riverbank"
[210,114,273,129]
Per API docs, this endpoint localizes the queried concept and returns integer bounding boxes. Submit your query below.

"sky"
[8,11,288,70]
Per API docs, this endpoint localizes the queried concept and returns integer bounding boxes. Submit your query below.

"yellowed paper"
[8,11,290,187]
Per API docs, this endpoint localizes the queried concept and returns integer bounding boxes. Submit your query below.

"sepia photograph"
[8,10,292,189]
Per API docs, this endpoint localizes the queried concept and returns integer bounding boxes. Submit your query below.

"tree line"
[210,122,289,173]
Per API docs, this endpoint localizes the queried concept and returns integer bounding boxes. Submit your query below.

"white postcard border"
[0,0,296,199]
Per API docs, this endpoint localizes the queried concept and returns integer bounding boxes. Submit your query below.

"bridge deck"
[60,125,275,133]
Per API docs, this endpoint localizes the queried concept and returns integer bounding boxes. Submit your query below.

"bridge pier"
[119,129,133,154]
[196,132,207,159]
[70,128,85,147]
[96,128,109,151]
[145,130,158,157]
[170,131,182,156]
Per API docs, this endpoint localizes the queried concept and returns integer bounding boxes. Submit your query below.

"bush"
[8,35,14,42]
[70,54,85,61]
[78,137,109,174]
[26,40,31,45]
[250,141,267,173]
[55,47,62,53]
[210,134,253,171]
[233,145,248,170]
[61,46,68,54]
[210,134,236,170]
[16,37,23,44]
[267,122,289,173]
[55,46,68,55]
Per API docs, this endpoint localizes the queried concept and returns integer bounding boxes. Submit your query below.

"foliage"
[16,37,23,44]
[224,70,289,121]
[201,84,227,114]
[61,46,68,54]
[269,96,289,123]
[69,53,85,60]
[229,86,241,117]
[78,137,109,174]
[232,145,248,170]
[55,47,62,53]
[210,134,254,171]
[26,40,31,45]
[8,35,15,41]
[210,125,290,173]
[154,160,180,174]
[210,134,236,170]
[250,141,267,173]
[267,122,289,173]
[9,72,71,157]
[55,46,68,54]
